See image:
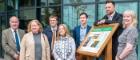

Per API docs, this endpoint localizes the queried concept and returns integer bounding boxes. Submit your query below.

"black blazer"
[102,12,123,40]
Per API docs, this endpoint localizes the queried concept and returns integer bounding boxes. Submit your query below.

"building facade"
[0,0,140,59]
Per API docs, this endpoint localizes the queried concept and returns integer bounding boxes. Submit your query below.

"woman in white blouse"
[53,24,76,60]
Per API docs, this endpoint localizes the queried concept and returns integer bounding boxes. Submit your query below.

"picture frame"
[77,23,119,57]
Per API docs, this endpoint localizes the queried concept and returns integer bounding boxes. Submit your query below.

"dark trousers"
[112,38,118,60]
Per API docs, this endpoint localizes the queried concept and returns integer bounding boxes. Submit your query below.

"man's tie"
[14,31,20,52]
[51,30,56,50]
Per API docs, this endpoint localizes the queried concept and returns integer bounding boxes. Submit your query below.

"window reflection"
[63,5,95,32]
[41,0,47,6]
[19,0,35,7]
[98,2,137,19]
[40,6,61,27]
[0,0,5,11]
[48,0,61,5]
[63,0,95,4]
[99,0,135,1]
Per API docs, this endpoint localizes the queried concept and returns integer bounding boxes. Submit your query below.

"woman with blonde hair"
[116,10,138,60]
[53,24,76,60]
[20,20,50,60]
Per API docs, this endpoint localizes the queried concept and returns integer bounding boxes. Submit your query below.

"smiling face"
[123,13,133,27]
[58,25,66,36]
[105,3,115,15]
[31,21,40,33]
[80,14,87,25]
[9,16,19,30]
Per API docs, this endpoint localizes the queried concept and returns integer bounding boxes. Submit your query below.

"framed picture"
[77,23,119,57]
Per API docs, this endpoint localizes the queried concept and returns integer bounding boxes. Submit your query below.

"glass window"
[0,14,8,30]
[7,10,19,16]
[19,0,35,7]
[40,6,61,27]
[0,11,18,29]
[41,0,48,7]
[0,0,5,11]
[98,2,137,19]
[138,3,140,60]
[139,3,140,29]
[99,0,135,2]
[19,8,36,29]
[7,0,18,11]
[63,5,95,32]
[63,0,95,4]
[0,14,8,57]
[98,4,105,19]
[48,0,61,5]
[19,8,36,20]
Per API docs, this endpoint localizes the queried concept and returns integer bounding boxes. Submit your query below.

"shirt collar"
[51,26,57,31]
[80,24,87,29]
[60,35,69,40]
[108,11,115,18]
[10,28,18,32]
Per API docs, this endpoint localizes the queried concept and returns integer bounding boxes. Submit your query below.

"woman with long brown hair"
[53,24,76,60]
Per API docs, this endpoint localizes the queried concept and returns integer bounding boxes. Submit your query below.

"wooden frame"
[77,23,119,58]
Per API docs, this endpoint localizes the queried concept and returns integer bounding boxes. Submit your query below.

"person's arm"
[117,29,138,60]
[117,43,133,60]
[105,14,123,24]
[68,37,76,60]
[94,20,101,25]
[94,15,107,25]
[20,35,26,60]
[2,31,18,58]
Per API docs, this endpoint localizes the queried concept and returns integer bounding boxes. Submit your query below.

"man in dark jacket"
[44,15,58,50]
[95,1,123,60]
[73,12,91,49]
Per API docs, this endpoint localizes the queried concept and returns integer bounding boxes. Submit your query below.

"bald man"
[2,16,25,60]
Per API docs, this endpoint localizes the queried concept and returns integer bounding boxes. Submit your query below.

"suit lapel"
[8,28,17,51]
[86,25,90,34]
[78,26,80,42]
[8,28,16,44]
[112,12,118,21]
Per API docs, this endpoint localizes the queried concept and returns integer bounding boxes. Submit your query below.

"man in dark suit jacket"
[44,15,58,50]
[44,15,58,60]
[2,16,25,60]
[73,12,91,49]
[95,1,123,60]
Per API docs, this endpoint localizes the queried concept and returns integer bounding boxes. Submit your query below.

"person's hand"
[13,54,19,60]
[115,56,119,60]
[97,19,106,25]
[17,55,19,60]
[115,56,122,60]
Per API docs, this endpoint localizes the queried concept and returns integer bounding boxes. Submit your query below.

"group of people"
[1,0,138,60]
